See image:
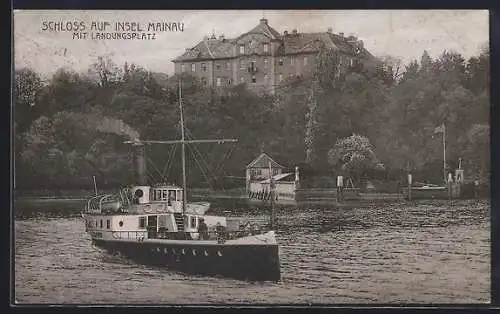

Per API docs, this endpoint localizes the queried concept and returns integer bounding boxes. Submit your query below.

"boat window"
[100,220,103,228]
[177,190,183,202]
[162,190,168,201]
[139,216,146,228]
[169,190,176,201]
[106,220,110,229]
[154,190,161,201]
[190,216,197,229]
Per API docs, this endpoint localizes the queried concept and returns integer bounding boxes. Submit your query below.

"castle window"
[252,76,256,83]
[304,56,308,66]
[216,63,221,71]
[263,43,269,53]
[279,59,283,66]
[100,220,103,228]
[290,56,295,65]
[106,220,110,229]
[263,58,268,68]
[239,45,245,54]
[216,77,222,87]
[201,63,207,72]
[191,63,196,72]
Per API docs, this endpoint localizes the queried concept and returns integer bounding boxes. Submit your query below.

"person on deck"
[215,222,227,243]
[198,218,209,240]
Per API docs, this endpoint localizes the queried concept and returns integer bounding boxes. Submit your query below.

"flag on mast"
[434,123,445,134]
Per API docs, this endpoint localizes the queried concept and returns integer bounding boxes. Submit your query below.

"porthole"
[119,221,124,227]
[217,250,222,257]
[182,248,186,255]
[135,189,144,198]
[164,248,168,254]
[204,250,208,256]
[192,249,196,256]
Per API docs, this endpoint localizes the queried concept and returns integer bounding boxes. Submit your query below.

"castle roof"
[173,19,373,62]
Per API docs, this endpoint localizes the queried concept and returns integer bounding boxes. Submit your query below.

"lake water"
[14,199,490,304]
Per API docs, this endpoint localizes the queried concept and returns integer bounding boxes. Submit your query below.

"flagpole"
[443,123,446,184]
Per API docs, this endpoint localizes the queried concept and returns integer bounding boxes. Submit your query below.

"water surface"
[14,200,490,304]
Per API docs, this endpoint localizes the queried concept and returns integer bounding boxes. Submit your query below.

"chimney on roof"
[292,29,298,35]
[339,32,344,38]
[260,18,268,25]
[327,27,333,34]
[284,30,288,36]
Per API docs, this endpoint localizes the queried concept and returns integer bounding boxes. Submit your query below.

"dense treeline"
[14,45,489,191]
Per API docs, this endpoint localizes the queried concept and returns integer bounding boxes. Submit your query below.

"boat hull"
[92,239,280,282]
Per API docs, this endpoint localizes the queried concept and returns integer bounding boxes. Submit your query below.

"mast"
[179,79,187,216]
[268,161,276,230]
[443,123,446,184]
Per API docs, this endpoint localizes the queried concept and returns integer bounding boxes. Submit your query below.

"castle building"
[172,18,375,93]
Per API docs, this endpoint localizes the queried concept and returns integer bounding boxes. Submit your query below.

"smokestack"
[133,143,147,185]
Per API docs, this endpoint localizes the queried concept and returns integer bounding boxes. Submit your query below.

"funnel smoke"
[55,111,140,141]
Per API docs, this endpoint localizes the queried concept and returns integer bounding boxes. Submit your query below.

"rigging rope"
[163,143,178,181]
[186,144,216,190]
[185,129,221,189]
[147,157,165,183]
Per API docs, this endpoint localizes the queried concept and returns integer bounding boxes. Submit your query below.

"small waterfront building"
[245,153,299,202]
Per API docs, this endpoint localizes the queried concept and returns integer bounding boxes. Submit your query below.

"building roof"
[241,18,281,40]
[259,173,293,183]
[173,19,372,62]
[246,152,285,169]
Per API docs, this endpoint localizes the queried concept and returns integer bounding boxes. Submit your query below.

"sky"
[14,10,489,78]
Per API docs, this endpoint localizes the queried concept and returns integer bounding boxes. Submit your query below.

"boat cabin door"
[147,215,158,238]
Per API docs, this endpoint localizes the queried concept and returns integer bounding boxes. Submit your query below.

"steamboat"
[81,81,280,282]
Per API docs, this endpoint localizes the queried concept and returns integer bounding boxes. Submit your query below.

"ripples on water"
[14,200,490,304]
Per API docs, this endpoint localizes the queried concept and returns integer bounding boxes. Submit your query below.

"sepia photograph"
[13,9,490,304]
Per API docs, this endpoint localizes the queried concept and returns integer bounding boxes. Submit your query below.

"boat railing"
[85,194,115,214]
[110,230,148,241]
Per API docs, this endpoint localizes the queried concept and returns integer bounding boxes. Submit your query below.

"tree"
[89,55,122,88]
[463,124,489,182]
[14,68,44,134]
[327,134,382,186]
